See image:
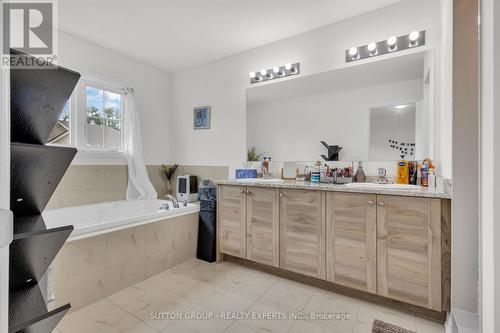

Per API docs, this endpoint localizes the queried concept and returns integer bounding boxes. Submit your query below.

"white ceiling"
[59,0,402,73]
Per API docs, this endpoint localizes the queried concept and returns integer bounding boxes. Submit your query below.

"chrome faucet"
[165,194,179,208]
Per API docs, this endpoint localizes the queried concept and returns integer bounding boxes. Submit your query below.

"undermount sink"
[345,183,422,190]
[236,178,284,183]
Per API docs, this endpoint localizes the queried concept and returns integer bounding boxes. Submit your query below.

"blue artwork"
[193,106,211,129]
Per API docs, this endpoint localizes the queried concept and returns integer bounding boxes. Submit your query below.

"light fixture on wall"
[348,47,359,61]
[345,31,425,63]
[249,62,300,84]
[409,31,420,47]
[367,42,377,56]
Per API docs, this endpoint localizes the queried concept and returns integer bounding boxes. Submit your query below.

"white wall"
[247,79,422,162]
[451,0,480,331]
[170,0,447,176]
[57,32,171,165]
[480,0,500,332]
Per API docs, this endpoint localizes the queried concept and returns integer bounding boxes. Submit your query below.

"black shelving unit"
[9,50,81,333]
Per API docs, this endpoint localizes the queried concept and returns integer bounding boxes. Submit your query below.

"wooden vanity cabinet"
[326,192,377,294]
[279,189,326,279]
[217,185,246,257]
[218,185,279,267]
[246,187,279,267]
[217,184,450,313]
[376,195,443,311]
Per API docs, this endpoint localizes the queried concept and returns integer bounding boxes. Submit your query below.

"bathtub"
[43,199,200,241]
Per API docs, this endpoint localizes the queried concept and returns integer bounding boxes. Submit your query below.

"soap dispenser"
[354,161,365,182]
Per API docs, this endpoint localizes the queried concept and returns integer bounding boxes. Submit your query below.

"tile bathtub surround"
[47,164,229,208]
[50,212,198,313]
[56,258,446,333]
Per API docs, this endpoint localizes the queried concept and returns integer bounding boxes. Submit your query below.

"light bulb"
[284,63,292,71]
[260,69,267,76]
[367,42,377,52]
[387,36,397,46]
[409,31,420,41]
[348,47,358,56]
[249,72,256,79]
[273,66,280,74]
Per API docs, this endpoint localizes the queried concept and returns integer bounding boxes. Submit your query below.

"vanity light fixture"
[348,47,359,60]
[367,42,377,56]
[345,31,425,63]
[249,62,300,84]
[395,104,408,109]
[409,30,420,47]
[387,36,398,52]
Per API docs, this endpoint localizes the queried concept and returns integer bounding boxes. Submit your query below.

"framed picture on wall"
[193,106,211,129]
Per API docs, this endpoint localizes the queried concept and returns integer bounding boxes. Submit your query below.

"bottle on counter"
[396,158,409,184]
[354,161,366,182]
[311,160,321,183]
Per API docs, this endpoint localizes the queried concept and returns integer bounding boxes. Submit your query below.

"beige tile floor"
[54,258,446,333]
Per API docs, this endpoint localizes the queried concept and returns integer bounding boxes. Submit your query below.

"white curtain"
[124,88,157,200]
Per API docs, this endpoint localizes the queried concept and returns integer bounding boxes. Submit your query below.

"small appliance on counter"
[176,175,198,202]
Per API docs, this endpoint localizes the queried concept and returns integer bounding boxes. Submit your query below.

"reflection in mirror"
[246,50,433,162]
[369,104,416,161]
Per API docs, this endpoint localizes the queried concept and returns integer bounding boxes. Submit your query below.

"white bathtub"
[43,199,200,241]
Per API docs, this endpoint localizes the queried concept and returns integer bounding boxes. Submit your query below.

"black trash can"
[197,180,217,262]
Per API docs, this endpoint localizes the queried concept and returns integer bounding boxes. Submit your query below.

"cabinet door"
[246,187,279,267]
[326,192,377,293]
[217,185,246,258]
[280,189,325,279]
[377,195,442,311]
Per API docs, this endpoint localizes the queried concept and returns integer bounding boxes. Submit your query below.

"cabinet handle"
[246,190,251,195]
[240,189,245,194]
[378,201,385,207]
[279,193,285,198]
[368,200,374,206]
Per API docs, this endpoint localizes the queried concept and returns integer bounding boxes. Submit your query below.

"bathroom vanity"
[215,180,451,319]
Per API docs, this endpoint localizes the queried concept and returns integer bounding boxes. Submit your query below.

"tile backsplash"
[47,164,229,209]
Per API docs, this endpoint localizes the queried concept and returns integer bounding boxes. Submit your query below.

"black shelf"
[9,284,70,333]
[13,215,46,235]
[10,50,81,145]
[10,226,73,291]
[11,143,77,216]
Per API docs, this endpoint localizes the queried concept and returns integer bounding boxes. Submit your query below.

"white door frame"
[0,0,12,332]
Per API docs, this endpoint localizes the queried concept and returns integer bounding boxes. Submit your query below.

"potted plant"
[161,163,178,194]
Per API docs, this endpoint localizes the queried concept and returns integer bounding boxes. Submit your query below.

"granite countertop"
[215,179,452,199]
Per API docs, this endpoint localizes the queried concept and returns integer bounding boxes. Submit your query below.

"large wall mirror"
[246,50,434,162]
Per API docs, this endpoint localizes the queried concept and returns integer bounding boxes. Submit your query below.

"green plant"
[247,147,263,162]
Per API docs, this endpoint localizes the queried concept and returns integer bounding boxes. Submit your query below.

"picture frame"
[193,106,211,129]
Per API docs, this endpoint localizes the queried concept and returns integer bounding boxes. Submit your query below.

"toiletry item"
[396,159,409,184]
[311,161,321,183]
[320,164,326,181]
[421,171,429,187]
[261,157,268,171]
[409,161,418,185]
[354,161,365,182]
[428,169,436,190]
[304,165,311,182]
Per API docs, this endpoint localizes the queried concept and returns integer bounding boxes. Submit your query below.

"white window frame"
[49,75,128,165]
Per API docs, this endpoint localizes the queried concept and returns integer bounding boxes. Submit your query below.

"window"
[48,77,127,160]
[48,101,71,145]
[85,86,123,150]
